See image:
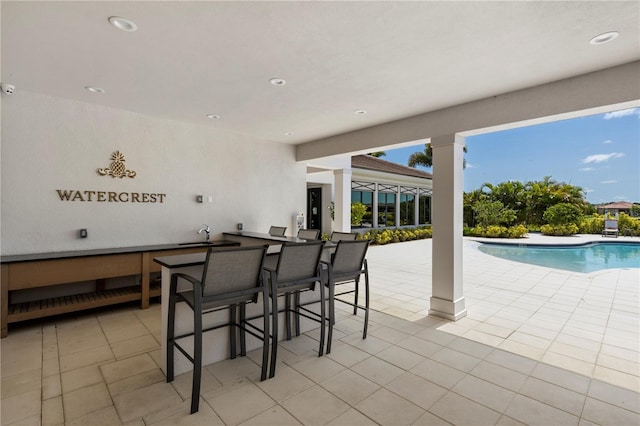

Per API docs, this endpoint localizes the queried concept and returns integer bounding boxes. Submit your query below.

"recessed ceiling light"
[269,78,286,86]
[354,110,367,115]
[284,132,294,136]
[206,114,220,119]
[108,16,138,32]
[590,31,619,45]
[85,86,105,93]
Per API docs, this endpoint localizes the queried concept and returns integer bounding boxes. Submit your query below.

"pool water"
[478,242,640,273]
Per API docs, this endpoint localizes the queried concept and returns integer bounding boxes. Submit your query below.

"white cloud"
[603,108,639,120]
[579,167,595,172]
[584,188,594,193]
[582,152,624,164]
[465,163,475,169]
[600,180,617,184]
[602,139,613,144]
[614,195,627,200]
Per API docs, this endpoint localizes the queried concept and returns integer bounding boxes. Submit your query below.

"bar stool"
[322,239,371,353]
[269,226,287,236]
[330,231,358,242]
[297,228,321,240]
[166,245,270,414]
[263,240,326,377]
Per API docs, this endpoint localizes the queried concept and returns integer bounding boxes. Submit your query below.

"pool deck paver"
[1,234,638,425]
[363,235,639,392]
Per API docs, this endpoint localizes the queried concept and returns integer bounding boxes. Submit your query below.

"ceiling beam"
[296,61,640,161]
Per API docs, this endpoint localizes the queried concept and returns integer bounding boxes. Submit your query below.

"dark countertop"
[153,244,284,268]
[154,241,337,269]
[153,252,208,269]
[223,231,308,243]
[0,240,239,264]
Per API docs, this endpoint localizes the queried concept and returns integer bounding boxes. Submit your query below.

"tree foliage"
[472,200,517,227]
[407,143,467,169]
[464,177,589,228]
[542,203,582,225]
[351,202,367,226]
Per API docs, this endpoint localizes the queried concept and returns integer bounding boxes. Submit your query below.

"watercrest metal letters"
[56,190,166,203]
[56,150,166,203]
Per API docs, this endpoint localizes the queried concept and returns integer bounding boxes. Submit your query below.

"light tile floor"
[2,235,639,425]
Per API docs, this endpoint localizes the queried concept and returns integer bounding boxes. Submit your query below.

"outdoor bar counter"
[155,233,328,375]
[0,240,238,337]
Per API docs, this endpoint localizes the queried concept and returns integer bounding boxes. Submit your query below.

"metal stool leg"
[260,285,270,381]
[363,263,370,339]
[230,305,237,358]
[190,303,203,414]
[166,276,177,382]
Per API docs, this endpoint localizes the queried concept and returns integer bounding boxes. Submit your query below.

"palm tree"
[407,143,467,169]
[466,177,589,227]
[522,177,587,225]
[368,151,386,158]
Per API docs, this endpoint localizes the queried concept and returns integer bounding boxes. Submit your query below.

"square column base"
[428,296,467,321]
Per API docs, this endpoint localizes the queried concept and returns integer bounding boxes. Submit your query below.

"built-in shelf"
[8,282,162,323]
[1,241,238,337]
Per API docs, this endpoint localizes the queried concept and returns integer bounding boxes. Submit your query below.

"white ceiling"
[2,1,638,145]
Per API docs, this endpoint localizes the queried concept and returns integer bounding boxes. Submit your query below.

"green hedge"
[578,214,604,234]
[540,223,579,236]
[618,213,640,236]
[326,212,640,244]
[361,226,432,245]
[464,224,528,238]
[579,213,640,236]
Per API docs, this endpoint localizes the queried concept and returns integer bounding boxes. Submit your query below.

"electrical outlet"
[80,229,88,238]
[237,223,243,230]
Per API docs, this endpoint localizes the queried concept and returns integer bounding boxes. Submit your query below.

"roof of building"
[599,201,634,209]
[352,155,432,179]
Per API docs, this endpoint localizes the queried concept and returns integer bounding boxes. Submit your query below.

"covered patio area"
[2,3,639,424]
[2,237,638,425]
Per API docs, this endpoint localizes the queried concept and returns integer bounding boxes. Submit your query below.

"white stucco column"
[414,192,420,226]
[321,184,332,235]
[429,134,467,321]
[372,186,379,228]
[395,186,401,227]
[333,169,352,233]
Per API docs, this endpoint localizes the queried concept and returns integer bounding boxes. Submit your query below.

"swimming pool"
[478,242,640,273]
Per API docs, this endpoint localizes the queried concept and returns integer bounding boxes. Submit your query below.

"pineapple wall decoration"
[97,151,137,178]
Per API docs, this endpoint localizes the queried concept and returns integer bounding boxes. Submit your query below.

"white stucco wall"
[1,91,306,255]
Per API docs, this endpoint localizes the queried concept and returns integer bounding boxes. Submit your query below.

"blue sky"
[383,108,640,204]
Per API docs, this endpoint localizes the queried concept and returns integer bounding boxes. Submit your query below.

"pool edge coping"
[466,238,640,275]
